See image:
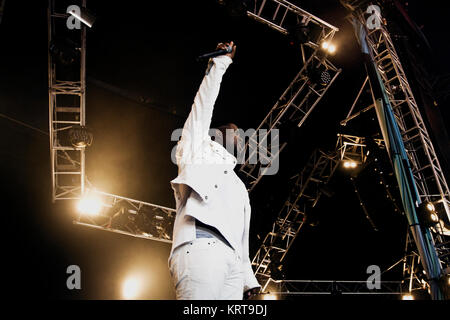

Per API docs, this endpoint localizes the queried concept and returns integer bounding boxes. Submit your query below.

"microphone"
[196,45,232,61]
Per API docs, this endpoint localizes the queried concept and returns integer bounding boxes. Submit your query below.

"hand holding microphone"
[197,41,236,61]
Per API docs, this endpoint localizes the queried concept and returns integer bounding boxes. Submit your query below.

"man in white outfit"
[168,41,261,300]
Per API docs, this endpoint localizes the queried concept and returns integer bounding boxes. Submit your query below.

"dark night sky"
[1,0,448,299]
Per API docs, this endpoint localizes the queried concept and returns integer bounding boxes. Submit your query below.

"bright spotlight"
[327,44,336,54]
[402,294,414,300]
[69,125,93,148]
[417,201,439,227]
[343,160,358,169]
[426,202,435,212]
[77,194,103,216]
[430,213,439,223]
[321,41,336,54]
[122,276,141,300]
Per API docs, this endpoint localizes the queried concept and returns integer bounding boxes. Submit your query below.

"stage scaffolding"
[237,0,342,192]
[48,0,87,201]
[46,0,449,298]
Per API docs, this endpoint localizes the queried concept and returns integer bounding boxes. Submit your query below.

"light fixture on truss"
[69,125,93,148]
[417,201,440,228]
[49,38,80,66]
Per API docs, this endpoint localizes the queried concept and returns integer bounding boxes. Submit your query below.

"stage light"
[401,294,414,300]
[321,41,336,54]
[67,6,96,28]
[49,38,80,65]
[309,65,332,86]
[328,44,336,54]
[426,203,435,212]
[343,160,358,169]
[122,276,141,300]
[77,194,103,216]
[69,125,93,148]
[431,213,439,223]
[417,201,439,227]
[318,69,332,85]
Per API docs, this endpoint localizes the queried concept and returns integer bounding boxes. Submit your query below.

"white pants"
[169,238,244,300]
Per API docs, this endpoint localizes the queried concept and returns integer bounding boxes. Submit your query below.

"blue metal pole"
[352,18,444,300]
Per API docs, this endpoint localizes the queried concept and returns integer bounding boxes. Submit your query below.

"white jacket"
[169,55,260,292]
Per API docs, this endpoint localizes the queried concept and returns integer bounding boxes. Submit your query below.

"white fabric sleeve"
[176,55,233,165]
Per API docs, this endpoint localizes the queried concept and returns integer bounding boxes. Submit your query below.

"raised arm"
[176,42,236,165]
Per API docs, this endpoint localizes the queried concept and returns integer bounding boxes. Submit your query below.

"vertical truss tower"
[48,0,87,201]
[47,1,176,242]
[342,0,449,297]
[342,0,450,221]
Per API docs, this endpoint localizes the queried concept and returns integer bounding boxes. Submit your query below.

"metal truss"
[336,133,381,164]
[394,224,450,295]
[252,134,434,296]
[48,0,87,201]
[251,148,338,285]
[340,2,450,285]
[74,189,175,243]
[401,229,428,293]
[246,0,338,40]
[46,1,177,246]
[344,2,450,222]
[262,278,404,296]
[367,19,450,220]
[252,134,375,288]
[238,0,342,192]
